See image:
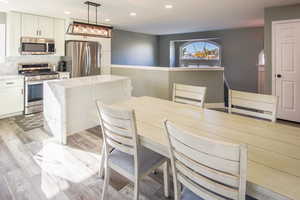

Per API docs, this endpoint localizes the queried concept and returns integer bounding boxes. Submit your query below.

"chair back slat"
[228,89,278,122]
[173,151,239,188]
[96,101,138,156]
[167,123,240,161]
[106,137,134,155]
[103,121,132,138]
[176,161,239,200]
[177,173,228,200]
[169,136,240,175]
[173,83,207,108]
[164,121,247,200]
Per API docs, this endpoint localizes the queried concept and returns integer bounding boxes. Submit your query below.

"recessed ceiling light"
[165,4,173,9]
[0,0,8,4]
[130,12,137,16]
[64,11,71,15]
[105,18,111,22]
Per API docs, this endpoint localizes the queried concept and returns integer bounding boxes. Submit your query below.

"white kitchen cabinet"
[54,19,65,56]
[39,16,54,38]
[21,14,54,38]
[0,76,24,118]
[21,14,39,37]
[6,12,21,57]
[101,51,111,74]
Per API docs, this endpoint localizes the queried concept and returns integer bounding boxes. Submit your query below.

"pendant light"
[67,1,113,38]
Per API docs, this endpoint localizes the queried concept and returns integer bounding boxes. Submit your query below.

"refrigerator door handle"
[97,44,101,69]
[88,45,92,75]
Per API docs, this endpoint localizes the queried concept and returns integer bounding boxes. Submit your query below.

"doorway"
[272,19,300,122]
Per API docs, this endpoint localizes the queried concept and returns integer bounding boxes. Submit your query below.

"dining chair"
[164,120,247,200]
[228,89,278,122]
[96,101,170,200]
[173,83,207,108]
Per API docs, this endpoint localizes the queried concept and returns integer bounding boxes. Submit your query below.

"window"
[179,41,221,67]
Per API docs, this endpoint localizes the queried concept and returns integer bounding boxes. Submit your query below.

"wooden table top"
[114,96,300,200]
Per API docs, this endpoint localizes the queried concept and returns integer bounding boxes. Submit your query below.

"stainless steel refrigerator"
[65,41,101,77]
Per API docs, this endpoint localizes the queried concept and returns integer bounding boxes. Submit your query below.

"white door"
[273,20,300,122]
[38,16,54,38]
[21,14,39,37]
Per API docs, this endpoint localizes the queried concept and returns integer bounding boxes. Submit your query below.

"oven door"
[21,43,47,55]
[25,81,44,107]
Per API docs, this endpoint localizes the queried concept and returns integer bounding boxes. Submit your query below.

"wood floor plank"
[0,137,20,174]
[30,173,70,200]
[4,169,44,200]
[0,175,13,200]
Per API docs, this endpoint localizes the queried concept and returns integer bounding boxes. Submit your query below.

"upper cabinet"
[22,14,54,38]
[6,11,65,56]
[6,12,21,57]
[54,19,65,56]
[37,16,54,38]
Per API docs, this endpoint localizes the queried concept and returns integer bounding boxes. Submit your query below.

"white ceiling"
[0,0,300,35]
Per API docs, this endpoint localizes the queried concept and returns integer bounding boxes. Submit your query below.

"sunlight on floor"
[34,142,101,198]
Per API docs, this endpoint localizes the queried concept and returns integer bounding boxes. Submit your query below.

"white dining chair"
[164,120,248,200]
[173,83,207,108]
[96,101,170,200]
[228,89,278,122]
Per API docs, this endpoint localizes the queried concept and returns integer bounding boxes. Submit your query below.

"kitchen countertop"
[0,75,24,80]
[46,75,130,89]
[111,64,224,71]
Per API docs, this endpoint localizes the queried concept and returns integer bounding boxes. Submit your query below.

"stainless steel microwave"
[20,37,55,55]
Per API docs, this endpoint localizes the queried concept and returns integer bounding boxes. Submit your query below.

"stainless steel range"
[18,63,59,115]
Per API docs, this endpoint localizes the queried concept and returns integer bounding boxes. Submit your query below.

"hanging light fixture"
[67,1,113,38]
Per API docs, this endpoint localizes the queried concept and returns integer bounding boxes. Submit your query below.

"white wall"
[0,24,5,63]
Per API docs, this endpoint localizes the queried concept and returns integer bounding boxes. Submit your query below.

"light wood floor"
[0,117,168,200]
[1,113,298,200]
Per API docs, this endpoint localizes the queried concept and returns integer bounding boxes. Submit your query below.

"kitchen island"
[111,65,224,108]
[43,75,132,144]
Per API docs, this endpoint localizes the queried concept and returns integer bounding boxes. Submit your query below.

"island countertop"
[111,64,224,71]
[46,75,131,89]
[44,75,132,144]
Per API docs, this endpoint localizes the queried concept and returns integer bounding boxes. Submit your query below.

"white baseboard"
[0,111,23,119]
[205,102,225,109]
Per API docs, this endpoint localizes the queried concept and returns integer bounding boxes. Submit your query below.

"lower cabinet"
[0,77,24,118]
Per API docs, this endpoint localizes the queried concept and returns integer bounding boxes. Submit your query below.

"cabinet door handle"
[36,30,39,36]
[5,82,14,85]
[21,89,24,95]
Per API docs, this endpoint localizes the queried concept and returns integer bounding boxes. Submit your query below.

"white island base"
[44,75,132,144]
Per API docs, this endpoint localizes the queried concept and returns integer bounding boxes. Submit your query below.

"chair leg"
[134,177,140,200]
[163,161,171,198]
[98,145,105,178]
[101,159,110,200]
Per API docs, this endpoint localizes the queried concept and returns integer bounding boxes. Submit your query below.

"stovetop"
[18,63,60,81]
[20,71,59,77]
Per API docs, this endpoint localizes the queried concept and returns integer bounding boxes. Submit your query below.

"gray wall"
[169,71,224,103]
[111,29,159,66]
[111,67,170,100]
[158,27,264,93]
[111,67,224,103]
[264,4,300,94]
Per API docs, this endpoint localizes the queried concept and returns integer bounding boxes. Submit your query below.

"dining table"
[110,96,300,200]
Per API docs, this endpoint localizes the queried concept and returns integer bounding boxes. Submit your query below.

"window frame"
[179,40,221,66]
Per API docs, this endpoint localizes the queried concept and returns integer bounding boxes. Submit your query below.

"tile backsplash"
[0,56,62,75]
